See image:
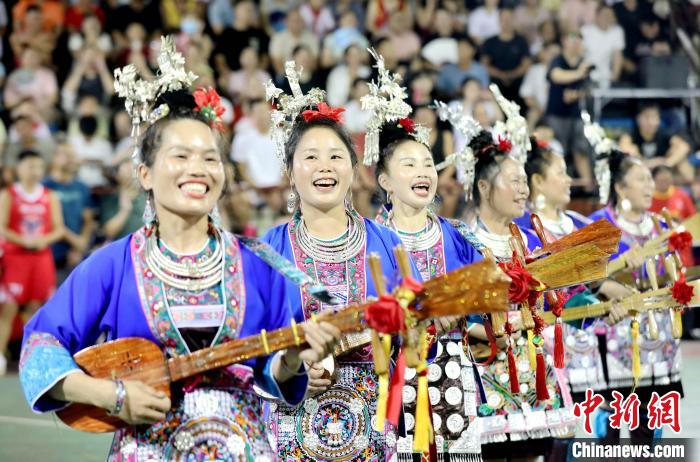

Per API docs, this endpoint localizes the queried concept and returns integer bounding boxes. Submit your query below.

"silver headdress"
[265,61,327,163]
[489,83,531,165]
[581,111,616,204]
[361,49,430,166]
[113,36,198,166]
[434,100,482,200]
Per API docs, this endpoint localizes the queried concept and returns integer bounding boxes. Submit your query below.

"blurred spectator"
[160,0,198,32]
[344,78,371,138]
[300,0,335,39]
[68,14,112,59]
[321,10,369,67]
[4,115,56,167]
[421,8,459,67]
[619,104,694,183]
[581,5,624,87]
[278,45,322,94]
[558,0,597,29]
[650,164,696,220]
[207,0,234,36]
[10,5,57,63]
[387,10,421,63]
[114,22,152,72]
[43,143,95,275]
[99,158,145,241]
[481,7,531,107]
[3,48,58,120]
[61,48,114,115]
[269,8,318,77]
[12,0,64,34]
[0,1,7,55]
[0,150,64,375]
[415,105,458,217]
[225,47,270,103]
[650,164,695,268]
[515,0,551,46]
[68,97,113,188]
[366,0,408,38]
[530,18,560,55]
[622,13,672,81]
[107,0,163,52]
[613,0,652,52]
[450,78,499,150]
[326,45,370,107]
[8,100,52,141]
[436,36,489,98]
[64,0,105,33]
[111,110,134,159]
[520,42,560,131]
[231,99,284,214]
[409,70,437,106]
[214,0,269,76]
[546,28,593,186]
[260,0,293,33]
[468,0,500,45]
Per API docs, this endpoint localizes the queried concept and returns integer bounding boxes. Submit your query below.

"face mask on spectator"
[79,115,98,137]
[181,17,201,36]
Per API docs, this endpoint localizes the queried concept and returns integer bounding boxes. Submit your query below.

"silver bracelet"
[279,353,306,377]
[108,380,126,416]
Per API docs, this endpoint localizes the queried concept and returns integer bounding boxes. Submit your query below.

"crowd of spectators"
[0,0,698,330]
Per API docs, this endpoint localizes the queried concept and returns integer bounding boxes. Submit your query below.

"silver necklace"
[145,228,225,292]
[474,217,521,261]
[392,211,442,252]
[539,211,575,239]
[615,211,654,238]
[296,211,366,263]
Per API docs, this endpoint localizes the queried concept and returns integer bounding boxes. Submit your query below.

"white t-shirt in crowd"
[467,7,500,42]
[68,134,113,187]
[581,23,625,86]
[231,128,283,189]
[519,63,549,111]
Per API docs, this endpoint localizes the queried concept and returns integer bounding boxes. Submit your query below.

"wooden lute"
[56,254,511,433]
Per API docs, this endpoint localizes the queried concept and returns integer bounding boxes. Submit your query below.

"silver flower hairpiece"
[489,83,531,165]
[434,100,482,200]
[113,36,197,167]
[581,111,616,204]
[361,49,430,166]
[265,61,327,164]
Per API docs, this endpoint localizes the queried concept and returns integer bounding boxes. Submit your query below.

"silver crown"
[581,111,616,204]
[361,49,430,166]
[265,61,326,165]
[434,100,482,200]
[489,83,530,165]
[113,36,198,167]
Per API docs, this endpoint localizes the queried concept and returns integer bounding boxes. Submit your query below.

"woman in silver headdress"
[19,37,340,461]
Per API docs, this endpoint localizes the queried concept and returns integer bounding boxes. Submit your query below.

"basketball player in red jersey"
[0,150,64,375]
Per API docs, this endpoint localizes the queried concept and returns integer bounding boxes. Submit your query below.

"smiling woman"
[262,66,419,461]
[17,37,340,461]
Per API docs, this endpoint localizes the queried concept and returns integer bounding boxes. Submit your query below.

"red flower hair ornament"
[398,117,416,134]
[497,136,512,154]
[302,102,345,123]
[193,87,226,131]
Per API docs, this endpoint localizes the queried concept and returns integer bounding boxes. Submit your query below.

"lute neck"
[167,305,367,382]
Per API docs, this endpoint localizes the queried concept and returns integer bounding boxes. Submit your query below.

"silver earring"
[620,198,632,212]
[386,191,393,205]
[345,189,354,209]
[535,193,546,211]
[287,190,297,214]
[143,195,156,227]
[209,205,222,228]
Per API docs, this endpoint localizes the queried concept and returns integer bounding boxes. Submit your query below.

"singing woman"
[19,39,340,461]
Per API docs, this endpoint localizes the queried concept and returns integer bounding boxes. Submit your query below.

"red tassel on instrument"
[535,349,550,401]
[386,349,406,426]
[507,345,520,394]
[554,319,565,369]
